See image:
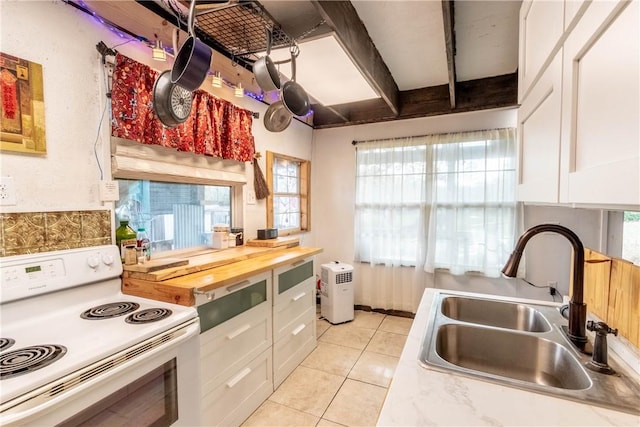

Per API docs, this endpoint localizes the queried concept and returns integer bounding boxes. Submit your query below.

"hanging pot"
[281,47,310,117]
[171,0,212,91]
[153,70,193,127]
[254,28,281,92]
[264,100,292,132]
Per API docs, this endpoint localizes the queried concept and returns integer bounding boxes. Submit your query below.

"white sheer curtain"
[354,138,431,312]
[423,128,518,277]
[354,128,518,312]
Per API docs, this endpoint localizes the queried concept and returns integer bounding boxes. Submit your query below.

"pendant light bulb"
[211,72,222,88]
[235,82,244,98]
[152,38,166,62]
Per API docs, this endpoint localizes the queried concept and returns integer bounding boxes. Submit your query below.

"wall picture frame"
[1,52,46,155]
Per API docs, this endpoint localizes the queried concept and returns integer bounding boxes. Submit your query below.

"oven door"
[0,319,201,427]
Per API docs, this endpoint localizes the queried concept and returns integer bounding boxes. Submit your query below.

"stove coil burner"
[125,308,173,324]
[0,344,67,380]
[81,302,141,320]
[0,338,15,352]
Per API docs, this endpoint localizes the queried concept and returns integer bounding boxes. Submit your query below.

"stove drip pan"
[0,344,67,380]
[125,308,172,324]
[81,302,140,320]
[0,338,15,352]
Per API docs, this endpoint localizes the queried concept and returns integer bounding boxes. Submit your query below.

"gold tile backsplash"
[0,210,111,257]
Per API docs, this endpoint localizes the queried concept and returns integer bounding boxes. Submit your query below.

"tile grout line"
[316,312,387,425]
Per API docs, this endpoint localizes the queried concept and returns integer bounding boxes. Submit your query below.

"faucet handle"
[586,320,618,336]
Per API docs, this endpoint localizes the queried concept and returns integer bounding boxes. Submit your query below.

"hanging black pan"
[281,46,310,117]
[153,70,193,127]
[171,0,212,91]
[254,28,281,92]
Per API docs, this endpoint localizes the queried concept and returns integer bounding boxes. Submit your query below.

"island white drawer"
[273,308,316,388]
[273,279,315,342]
[273,258,315,306]
[201,347,273,427]
[200,301,272,390]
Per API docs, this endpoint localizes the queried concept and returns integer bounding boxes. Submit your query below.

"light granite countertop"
[377,288,640,426]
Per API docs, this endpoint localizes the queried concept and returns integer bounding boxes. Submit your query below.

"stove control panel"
[0,245,122,304]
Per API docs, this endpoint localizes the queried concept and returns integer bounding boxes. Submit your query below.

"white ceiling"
[263,0,521,92]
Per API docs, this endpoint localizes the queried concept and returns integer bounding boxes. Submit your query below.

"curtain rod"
[351,127,514,146]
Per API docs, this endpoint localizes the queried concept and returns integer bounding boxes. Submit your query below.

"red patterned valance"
[110,53,255,162]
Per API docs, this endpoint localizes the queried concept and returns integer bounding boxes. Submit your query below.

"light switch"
[247,190,256,205]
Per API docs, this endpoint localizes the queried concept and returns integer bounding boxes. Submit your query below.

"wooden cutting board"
[245,236,299,248]
[123,257,189,273]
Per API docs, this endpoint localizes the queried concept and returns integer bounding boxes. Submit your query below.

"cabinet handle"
[226,280,251,293]
[291,259,306,267]
[226,367,251,388]
[292,292,307,302]
[291,323,306,336]
[226,324,251,340]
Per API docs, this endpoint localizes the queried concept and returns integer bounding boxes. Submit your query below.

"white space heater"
[320,262,354,324]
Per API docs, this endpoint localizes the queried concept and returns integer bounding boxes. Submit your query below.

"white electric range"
[0,245,201,426]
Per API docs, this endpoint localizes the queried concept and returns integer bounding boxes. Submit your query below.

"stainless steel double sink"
[419,293,640,415]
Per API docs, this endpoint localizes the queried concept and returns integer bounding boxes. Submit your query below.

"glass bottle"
[115,220,137,262]
[136,227,151,261]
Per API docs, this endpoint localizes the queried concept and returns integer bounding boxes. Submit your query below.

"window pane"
[115,179,231,253]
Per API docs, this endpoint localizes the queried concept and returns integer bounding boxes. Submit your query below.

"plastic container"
[115,221,137,262]
[136,227,151,261]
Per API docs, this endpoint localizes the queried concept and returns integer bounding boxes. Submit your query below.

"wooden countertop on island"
[122,246,323,306]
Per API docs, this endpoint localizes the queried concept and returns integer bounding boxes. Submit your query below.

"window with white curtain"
[354,128,518,277]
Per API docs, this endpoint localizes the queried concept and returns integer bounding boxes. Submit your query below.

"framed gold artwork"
[1,52,46,154]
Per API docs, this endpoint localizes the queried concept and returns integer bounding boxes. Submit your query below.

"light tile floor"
[242,308,414,427]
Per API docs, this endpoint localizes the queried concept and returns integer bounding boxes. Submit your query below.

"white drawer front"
[273,258,315,306]
[202,347,273,427]
[273,279,315,342]
[273,309,316,388]
[200,302,272,389]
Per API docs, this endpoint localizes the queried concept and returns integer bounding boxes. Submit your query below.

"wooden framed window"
[266,151,310,235]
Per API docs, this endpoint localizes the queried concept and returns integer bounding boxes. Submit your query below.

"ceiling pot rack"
[139,0,297,70]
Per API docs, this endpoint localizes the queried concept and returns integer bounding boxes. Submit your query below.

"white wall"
[0,0,313,243]
[311,108,604,304]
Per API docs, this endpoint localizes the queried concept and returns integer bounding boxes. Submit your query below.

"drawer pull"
[226,367,251,388]
[291,324,306,336]
[226,324,251,340]
[291,292,307,302]
[226,280,251,293]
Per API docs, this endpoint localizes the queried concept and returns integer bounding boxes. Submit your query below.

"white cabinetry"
[198,272,273,427]
[559,0,639,205]
[272,258,317,388]
[517,0,639,207]
[517,51,563,203]
[518,0,565,101]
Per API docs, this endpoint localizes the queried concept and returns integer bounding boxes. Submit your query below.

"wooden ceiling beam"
[441,0,457,109]
[312,72,518,129]
[310,0,400,116]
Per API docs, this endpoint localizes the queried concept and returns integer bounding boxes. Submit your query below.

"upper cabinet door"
[517,51,563,203]
[518,0,565,102]
[559,0,639,206]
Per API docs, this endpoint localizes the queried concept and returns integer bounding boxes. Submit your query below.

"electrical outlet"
[0,176,17,206]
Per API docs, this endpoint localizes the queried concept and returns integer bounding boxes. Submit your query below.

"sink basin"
[441,296,550,332]
[419,292,640,415]
[435,324,590,390]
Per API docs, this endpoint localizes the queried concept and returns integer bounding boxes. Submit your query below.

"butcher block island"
[122,244,322,306]
[122,244,323,427]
